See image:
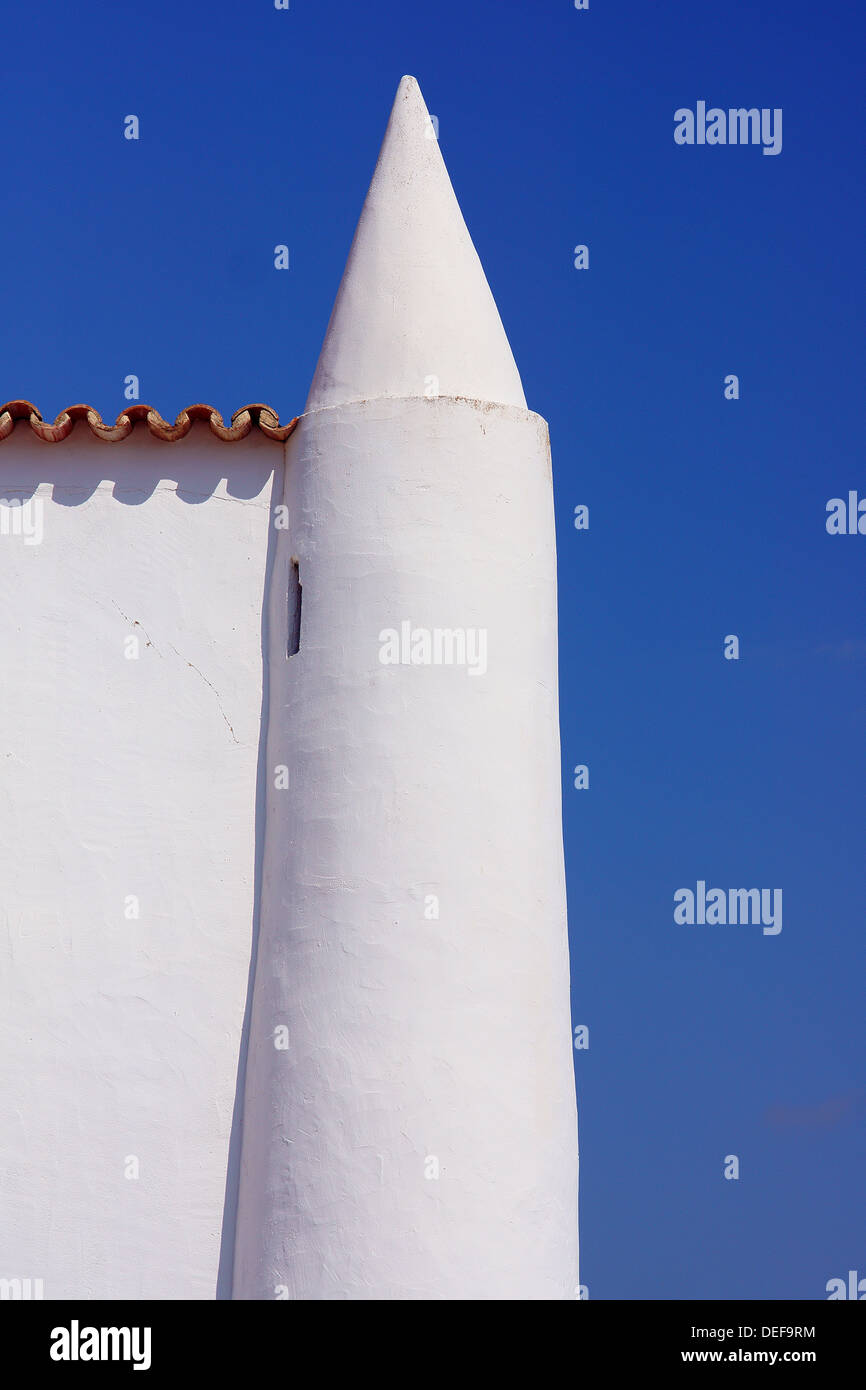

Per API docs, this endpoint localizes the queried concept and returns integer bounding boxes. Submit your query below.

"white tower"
[233,77,578,1300]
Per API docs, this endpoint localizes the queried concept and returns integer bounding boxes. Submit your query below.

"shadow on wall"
[0,421,275,504]
[215,461,281,1299]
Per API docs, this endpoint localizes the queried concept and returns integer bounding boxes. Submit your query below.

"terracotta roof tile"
[0,401,299,444]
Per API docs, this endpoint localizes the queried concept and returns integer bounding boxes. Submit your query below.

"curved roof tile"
[0,401,299,444]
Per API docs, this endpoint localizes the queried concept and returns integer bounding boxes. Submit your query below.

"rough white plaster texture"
[0,424,279,1298]
[306,76,527,413]
[233,73,578,1302]
[233,397,579,1300]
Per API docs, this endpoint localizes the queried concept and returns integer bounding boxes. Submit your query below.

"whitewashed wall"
[234,397,579,1300]
[232,72,579,1300]
[0,72,579,1303]
[0,423,280,1299]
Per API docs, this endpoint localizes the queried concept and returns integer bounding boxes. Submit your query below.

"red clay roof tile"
[0,401,298,444]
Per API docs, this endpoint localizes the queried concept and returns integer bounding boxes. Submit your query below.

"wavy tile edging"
[0,402,299,444]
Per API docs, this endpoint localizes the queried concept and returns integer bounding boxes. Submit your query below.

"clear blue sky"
[1,0,863,1300]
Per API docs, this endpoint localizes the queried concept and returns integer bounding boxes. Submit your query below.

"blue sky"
[1,0,863,1299]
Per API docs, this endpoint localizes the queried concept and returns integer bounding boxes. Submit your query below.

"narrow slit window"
[287,558,302,658]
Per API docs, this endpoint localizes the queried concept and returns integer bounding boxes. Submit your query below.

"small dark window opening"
[287,558,302,658]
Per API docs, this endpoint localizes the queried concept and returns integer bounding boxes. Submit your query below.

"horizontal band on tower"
[0,401,299,444]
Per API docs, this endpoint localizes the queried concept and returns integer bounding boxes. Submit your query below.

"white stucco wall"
[233,396,579,1300]
[1,74,579,1304]
[0,423,280,1299]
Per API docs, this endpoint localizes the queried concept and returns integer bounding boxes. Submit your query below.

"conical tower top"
[305,76,527,413]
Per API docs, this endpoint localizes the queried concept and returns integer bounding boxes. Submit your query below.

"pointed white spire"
[305,76,527,412]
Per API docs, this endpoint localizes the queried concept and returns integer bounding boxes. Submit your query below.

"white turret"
[233,76,579,1300]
